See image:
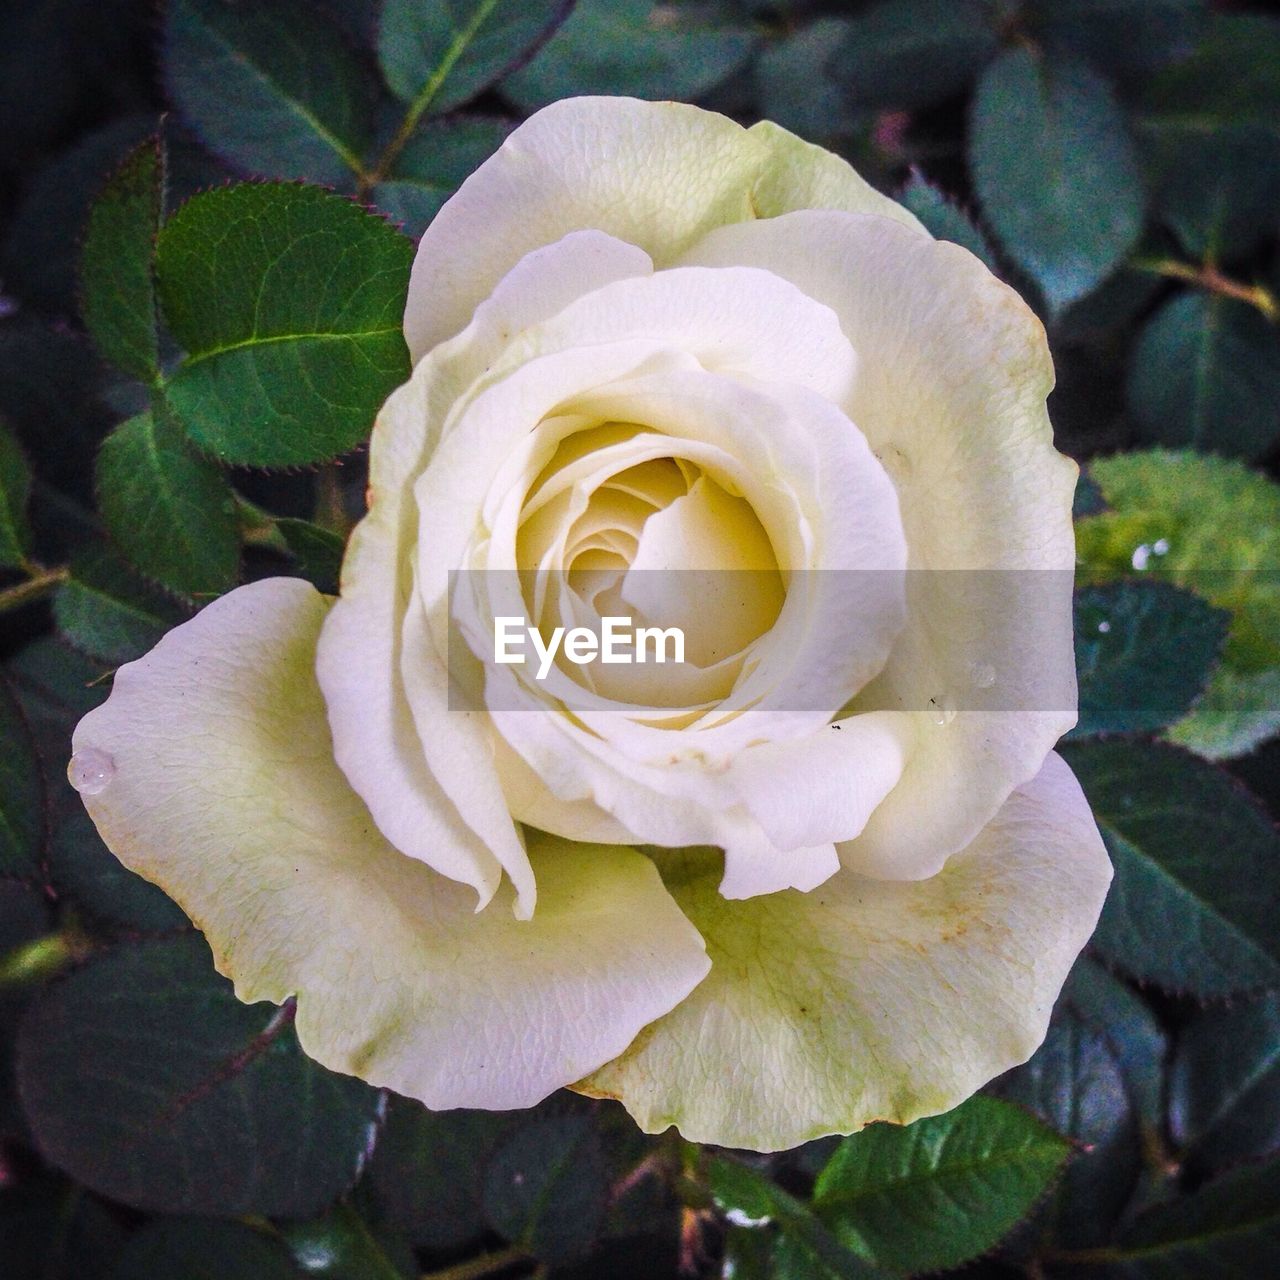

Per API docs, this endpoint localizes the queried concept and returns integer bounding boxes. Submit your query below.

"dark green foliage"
[78,138,163,385]
[53,548,189,665]
[503,0,756,110]
[1072,580,1229,737]
[15,934,383,1216]
[1063,740,1280,996]
[1108,1156,1280,1276]
[276,518,346,595]
[373,116,510,237]
[971,48,1144,311]
[483,1114,608,1264]
[832,0,997,111]
[378,0,575,118]
[0,679,44,879]
[1170,994,1280,1173]
[164,0,376,184]
[0,422,33,571]
[1126,292,1280,458]
[113,1219,304,1280]
[899,173,995,268]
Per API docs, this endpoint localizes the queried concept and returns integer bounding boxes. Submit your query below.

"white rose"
[72,97,1110,1151]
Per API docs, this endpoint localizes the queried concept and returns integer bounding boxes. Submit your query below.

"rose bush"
[70,96,1111,1151]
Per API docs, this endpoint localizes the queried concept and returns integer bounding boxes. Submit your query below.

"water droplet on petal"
[969,661,997,689]
[69,748,115,796]
[1098,619,1112,634]
[1132,544,1152,571]
[929,695,957,727]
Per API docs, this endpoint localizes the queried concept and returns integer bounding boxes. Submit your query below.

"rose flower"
[71,97,1110,1151]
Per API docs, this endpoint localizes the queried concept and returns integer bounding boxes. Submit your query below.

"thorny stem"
[1132,256,1279,321]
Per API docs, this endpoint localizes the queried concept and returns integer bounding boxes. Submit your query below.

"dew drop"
[68,748,115,796]
[929,695,957,727]
[969,661,997,689]
[1098,620,1112,634]
[1131,544,1152,571]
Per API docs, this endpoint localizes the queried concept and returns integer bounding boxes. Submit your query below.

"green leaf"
[1028,0,1206,81]
[2,114,157,316]
[366,1098,510,1250]
[114,1219,303,1280]
[1070,580,1228,738]
[96,407,240,598]
[164,0,375,184]
[49,810,190,935]
[281,1204,415,1280]
[970,47,1144,312]
[1150,128,1280,261]
[812,1095,1070,1275]
[899,173,996,270]
[1076,450,1280,758]
[1061,739,1280,996]
[276,518,345,595]
[79,137,162,384]
[1056,266,1163,341]
[0,420,33,570]
[373,116,509,239]
[15,933,383,1216]
[831,0,997,111]
[483,1115,607,1264]
[54,548,188,665]
[0,677,44,880]
[156,183,412,466]
[377,0,574,118]
[1073,470,1107,518]
[707,1158,879,1280]
[1170,994,1280,1173]
[1141,15,1280,138]
[755,19,864,141]
[1108,1156,1280,1277]
[1127,292,1280,460]
[997,959,1166,1250]
[1060,957,1167,1126]
[503,0,756,112]
[5,638,109,830]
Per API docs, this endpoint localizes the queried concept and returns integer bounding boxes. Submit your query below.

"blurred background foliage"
[2,1,1280,1277]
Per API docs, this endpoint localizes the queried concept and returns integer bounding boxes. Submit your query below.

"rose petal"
[319,232,653,910]
[579,753,1111,1150]
[406,96,923,360]
[71,578,711,1108]
[681,210,1077,880]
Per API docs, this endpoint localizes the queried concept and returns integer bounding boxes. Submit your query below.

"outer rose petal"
[578,753,1111,1151]
[70,579,711,1109]
[405,96,923,361]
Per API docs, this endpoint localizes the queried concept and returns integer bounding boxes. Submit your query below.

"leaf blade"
[155,183,412,466]
[96,407,240,598]
[812,1095,1071,1275]
[79,137,163,384]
